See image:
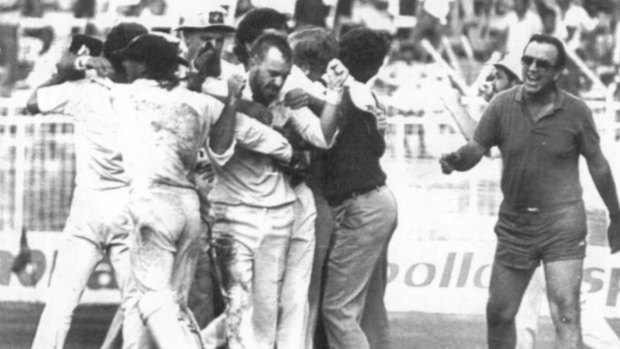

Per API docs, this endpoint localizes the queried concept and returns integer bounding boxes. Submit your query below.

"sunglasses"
[521,55,555,70]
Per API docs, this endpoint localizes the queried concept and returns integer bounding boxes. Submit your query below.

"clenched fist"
[325,59,349,91]
[439,152,461,175]
[227,74,246,99]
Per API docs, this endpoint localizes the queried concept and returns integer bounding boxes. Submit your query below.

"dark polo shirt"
[474,85,602,210]
[320,88,387,206]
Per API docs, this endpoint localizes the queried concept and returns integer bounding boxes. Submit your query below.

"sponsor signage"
[385,240,620,317]
[1,234,619,319]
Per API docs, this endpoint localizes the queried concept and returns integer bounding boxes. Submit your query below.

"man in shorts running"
[440,34,620,349]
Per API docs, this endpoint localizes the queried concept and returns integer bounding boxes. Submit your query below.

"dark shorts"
[494,200,587,270]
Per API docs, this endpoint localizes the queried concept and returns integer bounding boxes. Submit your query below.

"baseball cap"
[176,6,235,32]
[114,33,189,71]
[493,53,522,82]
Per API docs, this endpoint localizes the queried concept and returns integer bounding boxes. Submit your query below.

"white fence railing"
[0,114,75,252]
[1,95,620,241]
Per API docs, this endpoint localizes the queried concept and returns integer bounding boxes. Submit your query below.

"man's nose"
[527,61,540,72]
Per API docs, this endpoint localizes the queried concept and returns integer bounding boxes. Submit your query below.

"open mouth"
[526,73,540,82]
[525,74,541,88]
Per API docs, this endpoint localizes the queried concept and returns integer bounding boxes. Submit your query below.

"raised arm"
[283,59,349,149]
[319,59,348,145]
[27,54,113,114]
[26,74,68,114]
[209,74,246,154]
[208,94,274,126]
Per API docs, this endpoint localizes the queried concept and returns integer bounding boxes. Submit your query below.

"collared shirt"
[474,85,602,209]
[208,70,331,208]
[206,104,295,207]
[37,77,128,190]
[116,79,291,193]
[243,69,331,149]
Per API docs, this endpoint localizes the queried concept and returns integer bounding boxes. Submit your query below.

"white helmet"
[176,5,235,33]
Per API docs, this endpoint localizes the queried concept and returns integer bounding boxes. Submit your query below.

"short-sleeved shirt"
[474,86,601,210]
[37,77,128,190]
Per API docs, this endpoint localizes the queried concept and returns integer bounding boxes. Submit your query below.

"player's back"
[36,77,128,190]
[116,79,209,190]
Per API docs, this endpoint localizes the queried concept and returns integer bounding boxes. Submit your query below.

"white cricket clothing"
[36,77,128,190]
[202,60,245,97]
[114,79,227,191]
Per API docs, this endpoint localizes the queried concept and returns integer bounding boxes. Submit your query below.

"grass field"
[0,303,564,349]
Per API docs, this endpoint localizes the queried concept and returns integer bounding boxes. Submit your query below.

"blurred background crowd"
[1,0,619,104]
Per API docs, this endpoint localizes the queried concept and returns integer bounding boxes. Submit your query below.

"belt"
[327,183,385,207]
[507,200,581,213]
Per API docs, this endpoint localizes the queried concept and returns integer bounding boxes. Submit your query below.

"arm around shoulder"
[208,74,246,154]
[233,112,293,164]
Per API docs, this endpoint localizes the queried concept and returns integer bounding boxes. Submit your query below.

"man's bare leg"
[487,261,536,349]
[544,259,584,349]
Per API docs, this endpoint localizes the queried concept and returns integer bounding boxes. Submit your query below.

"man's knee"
[486,299,519,326]
[548,300,581,328]
[321,300,344,324]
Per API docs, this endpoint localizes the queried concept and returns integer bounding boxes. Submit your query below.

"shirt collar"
[515,85,566,112]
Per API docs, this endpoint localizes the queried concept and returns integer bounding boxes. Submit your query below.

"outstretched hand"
[439,152,461,175]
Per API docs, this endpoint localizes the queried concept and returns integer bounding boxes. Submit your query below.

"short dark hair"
[103,22,148,74]
[250,33,292,64]
[234,8,288,65]
[524,34,567,69]
[115,33,185,88]
[289,26,338,76]
[338,27,391,82]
